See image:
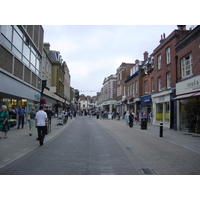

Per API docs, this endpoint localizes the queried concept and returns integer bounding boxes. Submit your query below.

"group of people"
[124,110,152,128]
[0,105,53,145]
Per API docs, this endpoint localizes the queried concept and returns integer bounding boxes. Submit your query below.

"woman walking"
[28,107,36,136]
[0,105,10,139]
[125,111,130,126]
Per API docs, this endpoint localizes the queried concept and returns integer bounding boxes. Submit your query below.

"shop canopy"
[173,92,200,100]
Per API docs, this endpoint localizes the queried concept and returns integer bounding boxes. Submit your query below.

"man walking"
[35,106,48,145]
[17,106,26,129]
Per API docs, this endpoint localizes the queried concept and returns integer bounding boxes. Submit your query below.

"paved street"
[0,116,200,175]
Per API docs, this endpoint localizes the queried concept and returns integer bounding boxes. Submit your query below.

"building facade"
[0,25,43,116]
[151,26,189,127]
[101,75,117,112]
[116,63,134,115]
[174,25,200,132]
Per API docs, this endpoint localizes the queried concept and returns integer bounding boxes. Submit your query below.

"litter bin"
[141,118,147,130]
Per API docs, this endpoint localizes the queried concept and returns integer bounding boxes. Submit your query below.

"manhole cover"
[125,147,132,150]
[140,168,155,175]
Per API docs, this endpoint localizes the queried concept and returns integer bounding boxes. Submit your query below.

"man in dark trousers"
[35,106,48,145]
[17,106,26,129]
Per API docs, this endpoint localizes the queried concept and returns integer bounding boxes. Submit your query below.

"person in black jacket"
[129,110,134,128]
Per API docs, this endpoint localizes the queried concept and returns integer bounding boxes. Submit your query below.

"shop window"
[164,102,170,122]
[156,103,163,121]
[180,99,200,133]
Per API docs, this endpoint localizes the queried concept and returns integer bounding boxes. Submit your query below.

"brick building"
[0,25,43,115]
[151,26,189,127]
[140,52,154,118]
[116,62,134,115]
[173,25,200,132]
[124,59,143,115]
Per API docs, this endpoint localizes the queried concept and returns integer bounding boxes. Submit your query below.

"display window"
[180,98,200,133]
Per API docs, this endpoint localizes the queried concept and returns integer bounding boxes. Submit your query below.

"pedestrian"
[28,107,36,136]
[44,106,53,134]
[134,114,138,124]
[35,106,48,145]
[143,111,147,118]
[0,105,10,139]
[129,110,134,128]
[149,111,153,125]
[125,111,130,126]
[17,106,26,129]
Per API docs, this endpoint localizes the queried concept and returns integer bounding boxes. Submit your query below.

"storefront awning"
[141,95,152,106]
[173,92,200,100]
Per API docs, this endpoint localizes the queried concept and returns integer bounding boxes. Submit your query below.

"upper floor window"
[132,82,135,95]
[181,53,193,78]
[135,80,138,94]
[166,72,171,89]
[144,80,148,94]
[151,77,154,92]
[157,54,161,70]
[166,47,171,65]
[158,77,161,91]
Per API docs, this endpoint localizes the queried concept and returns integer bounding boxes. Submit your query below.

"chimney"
[144,51,149,60]
[177,25,186,30]
[44,42,50,51]
[135,59,139,64]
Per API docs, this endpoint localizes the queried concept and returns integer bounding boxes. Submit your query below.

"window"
[1,25,12,41]
[156,103,163,121]
[181,54,193,78]
[144,80,148,94]
[166,72,171,89]
[166,47,171,64]
[158,77,161,91]
[13,30,23,52]
[132,82,135,95]
[135,80,138,93]
[157,54,161,70]
[151,77,154,92]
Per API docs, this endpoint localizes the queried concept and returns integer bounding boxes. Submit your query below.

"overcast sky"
[43,25,177,96]
[2,1,195,97]
[43,25,195,96]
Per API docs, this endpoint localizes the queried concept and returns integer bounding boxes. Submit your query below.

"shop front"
[174,75,200,133]
[102,100,116,112]
[141,95,152,121]
[152,90,171,127]
[0,73,40,114]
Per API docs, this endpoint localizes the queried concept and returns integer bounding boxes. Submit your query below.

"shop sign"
[176,75,200,95]
[34,94,40,101]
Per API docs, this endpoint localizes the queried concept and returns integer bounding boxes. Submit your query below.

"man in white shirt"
[35,106,48,145]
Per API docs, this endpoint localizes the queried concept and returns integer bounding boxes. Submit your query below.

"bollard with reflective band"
[159,122,163,137]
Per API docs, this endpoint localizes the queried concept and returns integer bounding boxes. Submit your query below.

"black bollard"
[159,122,163,137]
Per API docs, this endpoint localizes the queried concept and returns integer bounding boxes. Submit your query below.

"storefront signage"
[34,94,40,100]
[176,75,200,95]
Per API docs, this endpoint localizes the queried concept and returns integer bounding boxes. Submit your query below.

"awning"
[173,92,200,100]
[141,95,152,105]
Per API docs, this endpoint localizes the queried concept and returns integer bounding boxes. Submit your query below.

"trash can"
[141,118,147,130]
